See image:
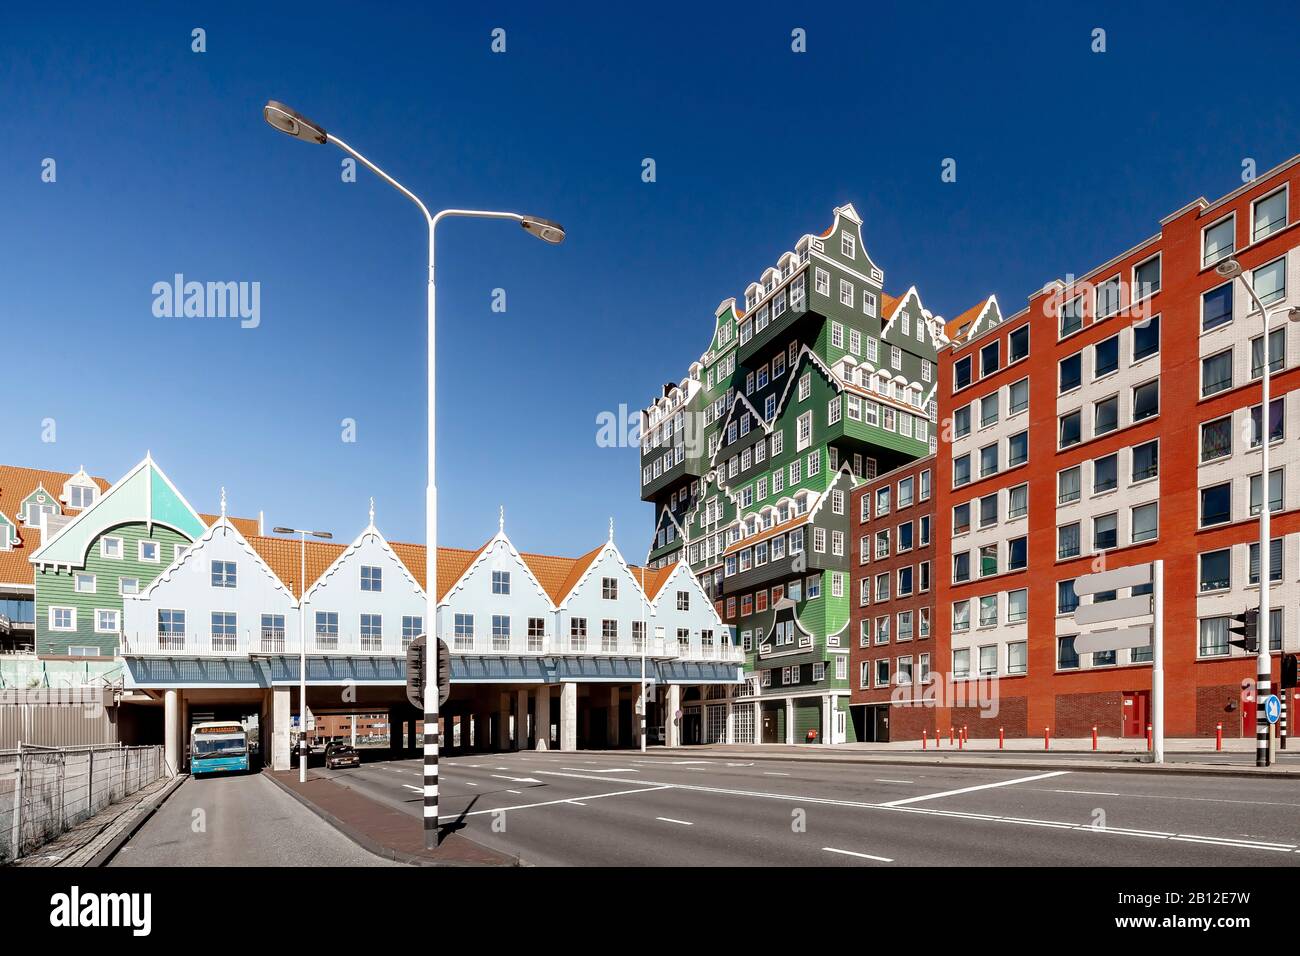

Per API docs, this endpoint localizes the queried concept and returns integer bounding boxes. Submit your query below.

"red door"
[1122,691,1149,737]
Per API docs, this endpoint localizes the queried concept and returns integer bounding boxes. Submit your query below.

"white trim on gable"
[440,531,555,609]
[304,524,425,604]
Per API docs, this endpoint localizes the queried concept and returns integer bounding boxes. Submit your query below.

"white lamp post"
[264,101,564,845]
[272,526,332,782]
[1213,256,1300,767]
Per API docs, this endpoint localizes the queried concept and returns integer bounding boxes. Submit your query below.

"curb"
[263,770,518,867]
[646,747,1300,780]
[90,774,188,867]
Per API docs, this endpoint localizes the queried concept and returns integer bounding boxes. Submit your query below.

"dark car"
[324,741,361,769]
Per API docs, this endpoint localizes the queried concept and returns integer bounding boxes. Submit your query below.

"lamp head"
[1214,257,1243,279]
[263,101,327,144]
[1289,307,1300,324]
[520,216,565,244]
[272,527,296,535]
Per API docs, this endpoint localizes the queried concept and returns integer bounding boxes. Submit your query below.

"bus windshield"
[193,735,246,756]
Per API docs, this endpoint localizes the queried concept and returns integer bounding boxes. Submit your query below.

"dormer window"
[68,484,95,509]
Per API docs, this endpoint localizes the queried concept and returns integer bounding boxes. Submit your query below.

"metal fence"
[0,743,165,864]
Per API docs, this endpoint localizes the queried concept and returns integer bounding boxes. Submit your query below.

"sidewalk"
[265,769,519,867]
[648,742,1300,778]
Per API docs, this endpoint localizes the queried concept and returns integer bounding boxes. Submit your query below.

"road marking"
[1171,835,1294,852]
[560,767,637,774]
[507,789,522,795]
[670,760,710,765]
[763,771,791,776]
[877,771,1071,807]
[568,801,587,806]
[655,817,694,826]
[1048,788,1120,796]
[402,784,422,793]
[441,785,671,821]
[823,847,893,863]
[875,779,914,784]
[463,782,478,787]
[490,774,542,784]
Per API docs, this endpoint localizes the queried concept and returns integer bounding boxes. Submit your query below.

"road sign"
[1073,595,1153,627]
[1073,625,1152,656]
[1073,563,1152,596]
[1264,695,1281,724]
[406,635,450,710]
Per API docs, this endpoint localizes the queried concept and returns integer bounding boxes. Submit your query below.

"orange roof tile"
[201,514,262,538]
[0,525,39,588]
[723,512,811,556]
[946,300,988,341]
[0,464,111,528]
[634,563,678,601]
[880,292,900,319]
[552,544,606,605]
[519,552,582,604]
[247,535,348,599]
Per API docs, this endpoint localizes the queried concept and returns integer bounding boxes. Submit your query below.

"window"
[101,537,123,560]
[840,279,854,307]
[1093,454,1118,494]
[315,611,339,650]
[920,469,931,501]
[1059,410,1081,449]
[1007,641,1027,675]
[1059,353,1082,393]
[601,576,618,600]
[402,615,422,648]
[1058,466,1081,504]
[1199,616,1229,658]
[1009,325,1029,362]
[454,613,475,648]
[953,552,970,583]
[1131,502,1158,543]
[1202,282,1233,331]
[138,540,159,563]
[1252,186,1288,242]
[1200,483,1231,527]
[1058,523,1081,559]
[1094,396,1119,436]
[978,493,998,529]
[260,614,287,651]
[1203,215,1235,267]
[953,502,971,535]
[953,454,971,487]
[357,565,381,592]
[1007,430,1028,468]
[979,544,998,578]
[1249,468,1284,516]
[1133,315,1160,361]
[980,341,1000,377]
[1058,636,1079,670]
[1132,439,1159,482]
[74,572,96,594]
[952,600,970,632]
[1199,549,1231,592]
[979,444,998,478]
[898,477,914,509]
[1058,580,1079,614]
[1250,398,1285,447]
[492,570,511,595]
[954,356,972,391]
[601,619,618,651]
[360,613,384,651]
[1252,258,1286,307]
[1095,276,1121,318]
[952,649,971,679]
[119,577,139,596]
[1093,512,1118,551]
[1059,294,1084,337]
[1132,379,1159,422]
[1200,416,1232,462]
[897,566,914,597]
[211,560,237,589]
[978,645,998,677]
[1094,336,1120,377]
[1201,349,1233,396]
[94,609,119,635]
[1008,537,1027,571]
[980,393,999,428]
[1133,254,1161,301]
[1248,538,1284,585]
[1008,483,1028,519]
[155,609,183,645]
[1251,328,1285,379]
[569,617,588,650]
[876,659,891,687]
[1009,378,1029,415]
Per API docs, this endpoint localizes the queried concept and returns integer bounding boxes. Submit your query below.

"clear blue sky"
[3,1,1298,557]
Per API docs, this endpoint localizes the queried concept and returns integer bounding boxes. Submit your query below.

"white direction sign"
[1074,625,1152,656]
[1073,595,1153,626]
[1074,562,1152,596]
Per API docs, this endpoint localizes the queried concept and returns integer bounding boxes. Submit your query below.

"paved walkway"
[14,774,177,867]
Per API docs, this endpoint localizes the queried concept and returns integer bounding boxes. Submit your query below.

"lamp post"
[272,526,333,782]
[1213,257,1300,766]
[263,101,564,846]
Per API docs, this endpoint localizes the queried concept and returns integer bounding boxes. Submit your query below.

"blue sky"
[3,1,1298,558]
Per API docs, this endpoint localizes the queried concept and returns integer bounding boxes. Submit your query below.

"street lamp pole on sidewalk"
[1213,256,1300,767]
[272,526,332,782]
[263,101,565,847]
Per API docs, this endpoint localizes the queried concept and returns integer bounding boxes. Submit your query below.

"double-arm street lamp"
[271,525,333,782]
[1213,257,1300,767]
[263,101,564,845]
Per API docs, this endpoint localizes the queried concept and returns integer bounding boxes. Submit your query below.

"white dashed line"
[655,817,694,826]
[823,847,893,863]
[878,771,1071,807]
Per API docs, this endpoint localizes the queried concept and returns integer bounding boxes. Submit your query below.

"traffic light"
[405,635,451,711]
[1282,654,1298,690]
[1228,608,1259,654]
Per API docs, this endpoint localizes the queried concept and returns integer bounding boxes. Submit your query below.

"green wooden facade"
[639,204,939,738]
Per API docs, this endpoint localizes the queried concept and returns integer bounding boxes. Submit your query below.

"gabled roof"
[201,513,261,538]
[0,464,111,528]
[945,295,1000,344]
[142,516,293,599]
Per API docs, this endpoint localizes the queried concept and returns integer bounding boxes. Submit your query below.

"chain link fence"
[0,743,165,863]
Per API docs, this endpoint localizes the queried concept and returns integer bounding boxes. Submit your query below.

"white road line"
[560,768,638,774]
[507,789,522,795]
[655,817,694,826]
[875,779,914,784]
[443,785,671,820]
[1049,789,1120,796]
[463,782,478,787]
[402,784,422,793]
[823,847,893,863]
[568,801,587,806]
[763,771,791,776]
[877,771,1071,807]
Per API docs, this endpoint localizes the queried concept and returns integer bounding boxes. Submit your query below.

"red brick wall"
[1053,691,1125,737]
[889,702,935,741]
[950,694,1028,737]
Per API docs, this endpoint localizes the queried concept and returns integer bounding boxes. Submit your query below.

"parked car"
[324,741,361,769]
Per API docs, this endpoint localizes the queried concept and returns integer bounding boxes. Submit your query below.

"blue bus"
[190,721,250,776]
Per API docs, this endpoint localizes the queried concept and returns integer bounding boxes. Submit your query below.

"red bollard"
[1216,723,1223,751]
[958,728,964,749]
[1044,726,1050,750]
[949,726,954,746]
[922,729,928,750]
[962,725,968,745]
[1146,724,1153,752]
[1092,726,1098,751]
[998,726,1004,749]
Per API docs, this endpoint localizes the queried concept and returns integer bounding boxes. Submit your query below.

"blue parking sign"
[1264,695,1281,724]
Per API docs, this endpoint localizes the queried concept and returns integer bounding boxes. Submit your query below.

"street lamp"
[274,526,333,782]
[1213,257,1300,766]
[264,100,565,846]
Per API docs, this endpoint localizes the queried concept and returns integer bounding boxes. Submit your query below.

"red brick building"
[922,156,1300,740]
[849,456,936,741]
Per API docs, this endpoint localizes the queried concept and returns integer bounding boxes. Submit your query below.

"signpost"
[1263,694,1281,725]
[1073,560,1163,762]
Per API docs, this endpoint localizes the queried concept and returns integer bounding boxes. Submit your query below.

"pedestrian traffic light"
[1282,653,1298,690]
[1228,608,1259,654]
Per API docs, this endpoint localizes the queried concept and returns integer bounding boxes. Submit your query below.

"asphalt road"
[108,771,398,867]
[314,750,1300,866]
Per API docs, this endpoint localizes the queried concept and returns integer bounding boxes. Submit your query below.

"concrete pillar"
[350,714,357,747]
[515,688,529,750]
[535,688,551,750]
[785,698,795,745]
[497,692,511,751]
[725,702,735,745]
[272,686,292,771]
[560,682,578,751]
[609,685,621,747]
[389,709,402,753]
[164,688,180,776]
[632,687,644,748]
[478,707,492,751]
[665,684,681,747]
[407,717,417,751]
